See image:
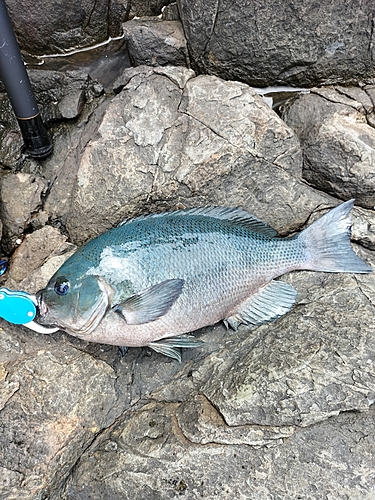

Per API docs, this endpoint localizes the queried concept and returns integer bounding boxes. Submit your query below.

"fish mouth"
[36,294,48,318]
[35,291,57,327]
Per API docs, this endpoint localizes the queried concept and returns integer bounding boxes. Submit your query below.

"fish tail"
[297,199,372,274]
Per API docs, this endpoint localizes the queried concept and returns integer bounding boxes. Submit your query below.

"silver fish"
[36,200,372,361]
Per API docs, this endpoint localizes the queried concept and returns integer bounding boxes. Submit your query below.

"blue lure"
[0,288,36,324]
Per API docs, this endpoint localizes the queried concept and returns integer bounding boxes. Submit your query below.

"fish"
[36,200,372,362]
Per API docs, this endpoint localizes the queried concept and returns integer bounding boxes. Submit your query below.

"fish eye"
[54,277,70,296]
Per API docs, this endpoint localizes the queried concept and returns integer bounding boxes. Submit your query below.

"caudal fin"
[298,200,372,274]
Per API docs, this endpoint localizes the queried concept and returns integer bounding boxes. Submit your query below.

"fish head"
[36,270,114,336]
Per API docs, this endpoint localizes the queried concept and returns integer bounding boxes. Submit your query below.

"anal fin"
[225,280,298,331]
[148,335,204,363]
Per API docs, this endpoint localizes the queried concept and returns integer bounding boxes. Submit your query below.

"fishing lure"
[0,287,58,333]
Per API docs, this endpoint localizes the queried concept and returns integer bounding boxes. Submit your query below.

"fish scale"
[36,201,372,360]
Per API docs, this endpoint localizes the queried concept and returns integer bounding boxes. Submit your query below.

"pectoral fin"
[224,280,298,331]
[114,278,184,325]
[148,335,205,362]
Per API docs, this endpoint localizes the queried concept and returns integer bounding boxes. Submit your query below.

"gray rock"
[162,2,180,21]
[129,0,175,18]
[352,206,375,251]
[62,403,375,499]
[199,270,375,427]
[0,69,104,170]
[177,0,375,87]
[176,394,296,446]
[6,241,77,295]
[0,93,24,168]
[42,96,110,231]
[0,320,129,500]
[0,173,48,253]
[5,0,129,56]
[28,69,100,123]
[54,66,337,246]
[281,88,375,209]
[123,17,190,67]
[7,226,67,283]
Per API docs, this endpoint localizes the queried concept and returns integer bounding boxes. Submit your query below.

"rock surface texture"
[5,0,130,56]
[281,87,375,209]
[177,0,375,87]
[0,3,374,499]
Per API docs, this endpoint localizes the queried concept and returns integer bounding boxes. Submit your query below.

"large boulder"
[281,87,375,209]
[123,17,190,67]
[5,0,129,56]
[4,0,177,58]
[44,65,335,246]
[177,0,375,87]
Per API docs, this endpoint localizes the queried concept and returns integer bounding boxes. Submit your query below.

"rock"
[5,0,129,56]
[62,402,375,499]
[0,93,24,168]
[0,320,131,500]
[162,2,180,21]
[176,394,295,446]
[7,242,77,295]
[123,17,190,67]
[129,0,175,18]
[352,206,375,251]
[281,88,375,209]
[42,96,110,232]
[0,173,48,253]
[177,0,375,87]
[7,226,67,283]
[199,270,375,427]
[28,69,99,123]
[47,66,338,246]
[0,69,105,169]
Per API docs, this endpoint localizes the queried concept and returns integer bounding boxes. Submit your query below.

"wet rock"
[177,0,375,87]
[123,17,189,67]
[281,88,375,209]
[5,0,129,56]
[0,173,48,253]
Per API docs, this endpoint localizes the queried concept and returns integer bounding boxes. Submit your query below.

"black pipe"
[0,0,52,159]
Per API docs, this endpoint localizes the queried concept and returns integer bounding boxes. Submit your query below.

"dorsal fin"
[119,206,277,237]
